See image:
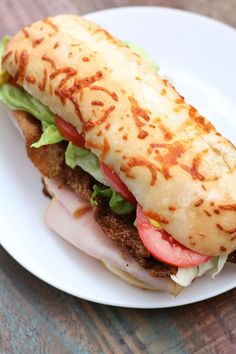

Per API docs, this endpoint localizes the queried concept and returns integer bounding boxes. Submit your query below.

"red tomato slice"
[55,115,85,147]
[101,163,136,204]
[136,205,210,267]
[8,76,21,88]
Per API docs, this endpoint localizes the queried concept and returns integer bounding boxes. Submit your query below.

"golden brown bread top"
[3,14,236,256]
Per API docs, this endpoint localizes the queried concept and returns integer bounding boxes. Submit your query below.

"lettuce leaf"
[90,185,113,203]
[0,36,10,69]
[0,36,10,85]
[109,189,136,215]
[0,84,55,124]
[65,142,108,185]
[31,122,63,148]
[0,36,10,59]
[125,41,159,71]
[91,184,135,215]
[171,255,228,287]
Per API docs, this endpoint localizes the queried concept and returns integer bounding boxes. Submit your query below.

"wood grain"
[0,1,236,353]
[1,0,236,36]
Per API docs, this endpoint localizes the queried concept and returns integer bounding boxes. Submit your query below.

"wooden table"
[1,1,236,353]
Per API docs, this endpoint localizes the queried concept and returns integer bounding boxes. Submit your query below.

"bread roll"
[3,15,236,256]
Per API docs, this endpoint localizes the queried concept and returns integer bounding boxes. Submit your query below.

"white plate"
[0,6,236,308]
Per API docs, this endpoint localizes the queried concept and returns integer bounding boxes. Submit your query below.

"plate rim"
[85,5,236,34]
[2,235,236,308]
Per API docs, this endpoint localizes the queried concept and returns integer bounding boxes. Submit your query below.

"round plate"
[0,7,236,308]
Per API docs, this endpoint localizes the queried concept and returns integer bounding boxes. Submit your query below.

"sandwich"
[0,15,235,295]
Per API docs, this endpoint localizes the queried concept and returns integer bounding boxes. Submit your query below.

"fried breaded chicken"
[14,110,66,178]
[13,110,236,272]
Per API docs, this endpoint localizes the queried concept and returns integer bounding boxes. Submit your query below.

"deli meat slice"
[43,177,90,217]
[46,197,181,294]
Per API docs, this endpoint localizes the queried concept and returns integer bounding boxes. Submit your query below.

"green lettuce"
[0,36,10,67]
[125,41,159,71]
[65,144,135,216]
[171,255,228,287]
[31,122,63,148]
[65,142,108,185]
[0,84,54,124]
[91,184,135,215]
[0,36,11,85]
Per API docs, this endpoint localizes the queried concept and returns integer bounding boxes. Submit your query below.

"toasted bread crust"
[4,15,236,255]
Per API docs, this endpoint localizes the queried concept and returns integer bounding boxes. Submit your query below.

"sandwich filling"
[0,34,235,287]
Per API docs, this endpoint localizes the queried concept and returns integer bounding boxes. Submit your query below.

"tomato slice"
[55,115,85,147]
[100,163,136,204]
[136,205,210,267]
[8,76,21,88]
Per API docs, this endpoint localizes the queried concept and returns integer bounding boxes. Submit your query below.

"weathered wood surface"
[0,1,236,353]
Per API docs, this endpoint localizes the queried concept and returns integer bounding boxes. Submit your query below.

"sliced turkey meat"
[46,197,182,295]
